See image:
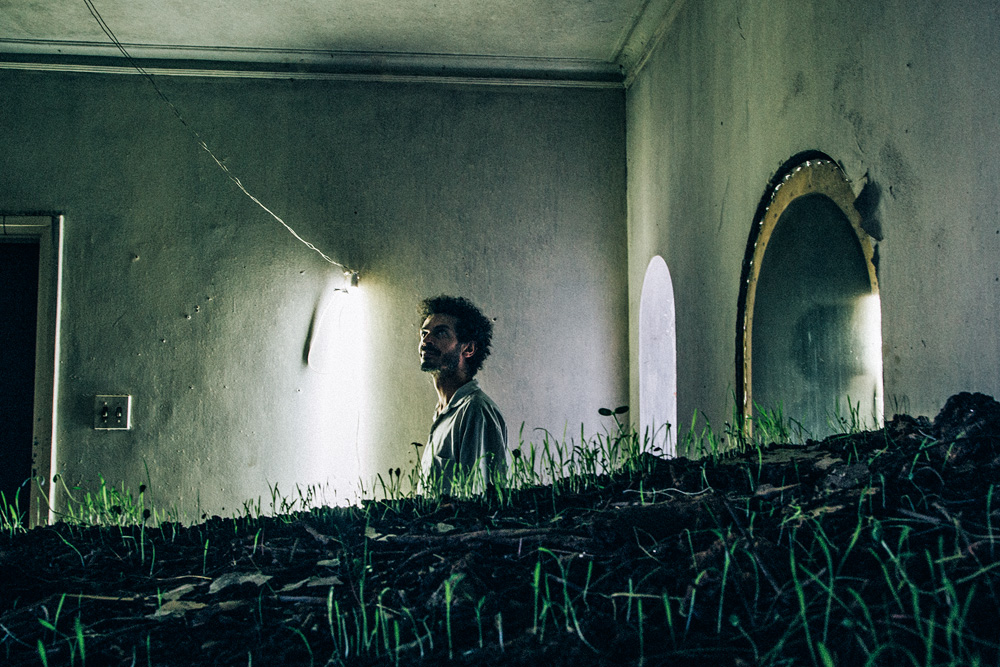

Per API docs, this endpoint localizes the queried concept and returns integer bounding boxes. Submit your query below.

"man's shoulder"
[453,383,507,445]
[465,389,501,411]
[455,381,503,414]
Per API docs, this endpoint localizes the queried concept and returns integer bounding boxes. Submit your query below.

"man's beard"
[421,347,460,373]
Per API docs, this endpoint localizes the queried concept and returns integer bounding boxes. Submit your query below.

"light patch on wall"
[303,274,369,505]
[852,293,885,423]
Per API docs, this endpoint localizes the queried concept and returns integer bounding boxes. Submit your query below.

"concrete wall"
[627,0,1000,433]
[0,69,627,517]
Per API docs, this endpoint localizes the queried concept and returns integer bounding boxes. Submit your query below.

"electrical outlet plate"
[94,395,131,430]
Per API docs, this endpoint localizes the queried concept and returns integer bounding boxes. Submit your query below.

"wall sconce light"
[338,270,360,293]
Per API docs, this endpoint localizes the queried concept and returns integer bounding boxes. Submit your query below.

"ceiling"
[0,0,681,85]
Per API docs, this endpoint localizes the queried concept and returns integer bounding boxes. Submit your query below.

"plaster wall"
[0,70,627,517]
[627,0,1000,432]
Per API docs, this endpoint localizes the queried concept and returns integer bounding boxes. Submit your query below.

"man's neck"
[433,370,472,413]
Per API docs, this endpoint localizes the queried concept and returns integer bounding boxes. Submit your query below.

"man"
[418,295,508,496]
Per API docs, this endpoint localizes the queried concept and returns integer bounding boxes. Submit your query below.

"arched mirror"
[737,160,883,438]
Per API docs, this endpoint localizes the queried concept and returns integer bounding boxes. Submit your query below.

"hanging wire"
[81,0,354,273]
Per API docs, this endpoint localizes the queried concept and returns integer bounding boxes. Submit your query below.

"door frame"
[2,214,64,526]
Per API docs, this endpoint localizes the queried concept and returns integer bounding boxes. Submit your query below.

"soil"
[2,392,1000,666]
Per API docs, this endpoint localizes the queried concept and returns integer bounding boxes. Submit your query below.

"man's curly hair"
[419,295,493,376]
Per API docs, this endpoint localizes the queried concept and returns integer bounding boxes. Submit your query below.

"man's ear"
[461,341,477,359]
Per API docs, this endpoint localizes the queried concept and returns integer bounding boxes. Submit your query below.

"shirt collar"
[450,378,480,404]
[434,378,480,420]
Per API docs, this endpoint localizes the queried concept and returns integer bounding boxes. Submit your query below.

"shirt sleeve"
[456,398,508,490]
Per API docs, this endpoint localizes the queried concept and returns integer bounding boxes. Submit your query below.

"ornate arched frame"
[735,157,879,433]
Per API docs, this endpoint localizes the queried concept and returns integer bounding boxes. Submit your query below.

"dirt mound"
[2,394,1000,666]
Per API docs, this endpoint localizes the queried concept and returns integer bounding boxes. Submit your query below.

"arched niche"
[639,255,677,456]
[737,159,883,438]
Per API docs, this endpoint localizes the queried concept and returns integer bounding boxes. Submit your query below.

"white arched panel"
[639,255,677,457]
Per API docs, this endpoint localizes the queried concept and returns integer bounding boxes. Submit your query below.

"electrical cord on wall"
[82,0,357,275]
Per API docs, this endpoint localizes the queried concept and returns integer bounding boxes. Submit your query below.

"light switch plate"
[94,395,131,430]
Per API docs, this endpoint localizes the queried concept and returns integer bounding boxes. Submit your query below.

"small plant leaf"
[209,572,272,594]
[306,576,344,587]
[162,583,198,601]
[149,600,207,619]
[279,576,344,592]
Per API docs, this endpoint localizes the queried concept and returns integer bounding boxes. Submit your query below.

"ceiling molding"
[616,0,686,88]
[0,40,623,88]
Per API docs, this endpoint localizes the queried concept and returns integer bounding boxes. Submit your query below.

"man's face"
[419,314,467,373]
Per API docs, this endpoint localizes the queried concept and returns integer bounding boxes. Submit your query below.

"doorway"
[1,215,63,526]
[0,241,39,518]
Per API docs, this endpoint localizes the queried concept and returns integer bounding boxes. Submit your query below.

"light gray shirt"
[421,379,508,495]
